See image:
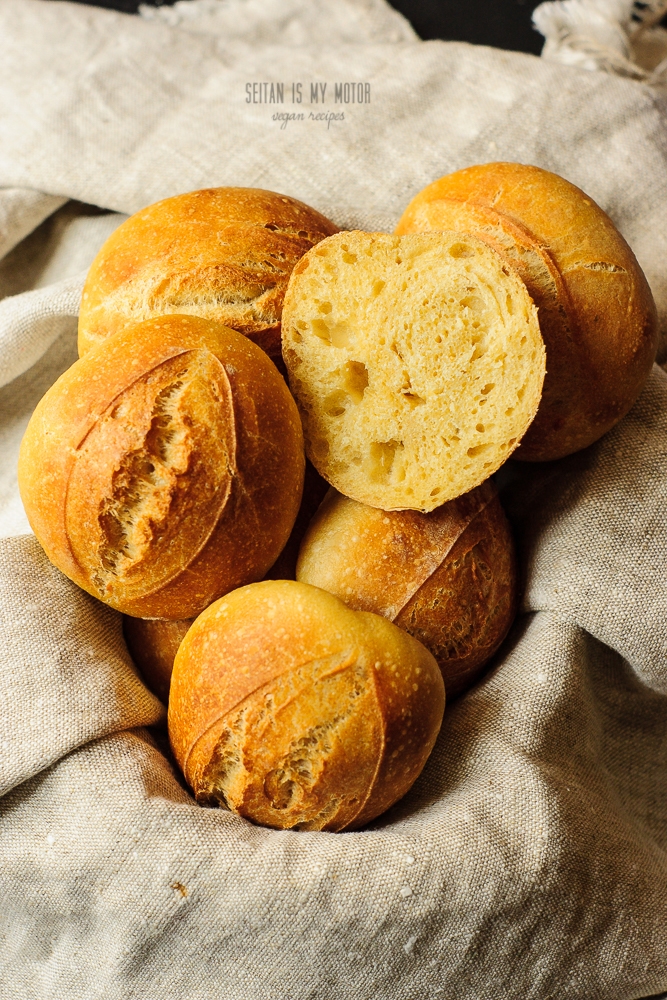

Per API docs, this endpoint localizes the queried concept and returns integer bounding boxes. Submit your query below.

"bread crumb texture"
[282,231,544,511]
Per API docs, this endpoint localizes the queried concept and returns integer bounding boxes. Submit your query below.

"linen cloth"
[0,1,666,996]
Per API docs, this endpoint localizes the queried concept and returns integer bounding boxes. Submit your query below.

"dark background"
[69,0,548,55]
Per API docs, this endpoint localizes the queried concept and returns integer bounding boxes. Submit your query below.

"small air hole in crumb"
[449,242,475,259]
[366,439,403,483]
[373,280,385,296]
[481,383,495,395]
[505,407,514,416]
[430,488,440,497]
[343,251,357,264]
[476,424,485,432]
[467,443,490,457]
[341,360,369,402]
[318,301,332,314]
[402,392,425,407]
[311,318,332,344]
[324,389,349,417]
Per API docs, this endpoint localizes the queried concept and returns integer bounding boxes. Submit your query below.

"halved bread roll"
[282,231,545,512]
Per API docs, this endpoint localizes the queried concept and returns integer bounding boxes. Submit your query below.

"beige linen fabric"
[0,0,666,996]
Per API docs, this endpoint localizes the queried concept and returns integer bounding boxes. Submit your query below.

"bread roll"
[78,187,339,358]
[168,580,445,831]
[264,459,329,581]
[297,481,516,697]
[19,315,304,619]
[282,230,545,512]
[396,162,658,461]
[123,616,193,703]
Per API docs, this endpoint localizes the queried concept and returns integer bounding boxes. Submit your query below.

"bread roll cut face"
[282,232,545,512]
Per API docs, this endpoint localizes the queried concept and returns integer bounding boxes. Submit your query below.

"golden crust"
[78,187,339,358]
[264,459,329,581]
[168,580,445,831]
[297,482,516,697]
[396,162,659,461]
[18,315,305,619]
[123,616,193,703]
[395,492,516,697]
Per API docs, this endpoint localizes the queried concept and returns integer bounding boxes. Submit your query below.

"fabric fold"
[0,188,67,262]
[0,0,666,995]
[0,535,165,797]
[0,270,85,387]
[502,365,667,694]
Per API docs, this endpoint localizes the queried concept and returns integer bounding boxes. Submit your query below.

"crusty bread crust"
[78,187,339,358]
[18,315,304,619]
[168,580,445,831]
[282,230,545,511]
[396,163,658,461]
[264,459,329,581]
[297,481,516,697]
[123,616,193,703]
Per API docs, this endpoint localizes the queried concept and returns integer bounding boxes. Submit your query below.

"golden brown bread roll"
[168,580,445,831]
[282,230,545,511]
[19,315,304,619]
[264,459,329,581]
[123,616,193,703]
[296,481,516,697]
[78,187,339,358]
[395,162,658,461]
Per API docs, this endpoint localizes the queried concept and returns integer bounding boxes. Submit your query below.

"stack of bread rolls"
[18,168,659,831]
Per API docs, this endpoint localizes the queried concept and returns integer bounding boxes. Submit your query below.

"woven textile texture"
[0,1,666,996]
